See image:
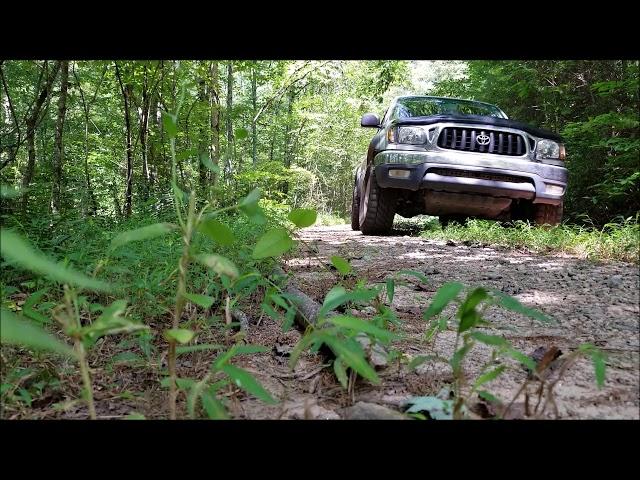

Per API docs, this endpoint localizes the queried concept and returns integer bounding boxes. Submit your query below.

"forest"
[1,60,638,420]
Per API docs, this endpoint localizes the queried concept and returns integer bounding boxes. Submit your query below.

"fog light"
[545,184,564,195]
[388,169,411,179]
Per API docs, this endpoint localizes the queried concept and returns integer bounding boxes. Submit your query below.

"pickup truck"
[351,96,567,234]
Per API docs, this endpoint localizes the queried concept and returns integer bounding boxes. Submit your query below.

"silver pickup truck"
[351,95,568,234]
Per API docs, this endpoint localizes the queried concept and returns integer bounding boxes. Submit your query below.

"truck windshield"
[392,97,506,119]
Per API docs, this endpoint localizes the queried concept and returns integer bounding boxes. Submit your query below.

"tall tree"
[51,60,69,215]
[21,60,61,215]
[225,61,233,181]
[114,62,133,218]
[209,61,221,187]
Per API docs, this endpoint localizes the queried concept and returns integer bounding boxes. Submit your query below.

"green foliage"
[1,229,111,292]
[421,218,639,263]
[1,309,75,357]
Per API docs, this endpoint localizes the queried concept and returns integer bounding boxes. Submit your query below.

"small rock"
[484,273,503,280]
[606,275,623,288]
[446,240,456,246]
[345,402,407,420]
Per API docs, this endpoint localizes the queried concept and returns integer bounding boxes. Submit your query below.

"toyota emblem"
[476,134,490,145]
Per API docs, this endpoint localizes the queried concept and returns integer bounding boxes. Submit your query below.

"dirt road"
[248,224,638,420]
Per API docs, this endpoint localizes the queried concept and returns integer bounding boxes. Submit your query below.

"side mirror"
[361,113,381,128]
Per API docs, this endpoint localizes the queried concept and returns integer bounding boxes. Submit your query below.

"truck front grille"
[428,168,531,184]
[438,127,527,156]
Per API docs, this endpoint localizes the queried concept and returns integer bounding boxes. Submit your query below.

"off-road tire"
[359,170,397,235]
[534,202,563,227]
[350,177,361,231]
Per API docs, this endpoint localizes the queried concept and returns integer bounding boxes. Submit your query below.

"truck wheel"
[534,203,563,227]
[359,170,397,235]
[350,177,361,231]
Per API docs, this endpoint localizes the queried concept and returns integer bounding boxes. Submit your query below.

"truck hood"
[391,114,564,142]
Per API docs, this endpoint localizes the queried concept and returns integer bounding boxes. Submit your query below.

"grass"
[396,215,639,264]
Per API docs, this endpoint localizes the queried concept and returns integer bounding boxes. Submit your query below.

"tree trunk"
[282,89,295,195]
[251,63,258,167]
[21,60,61,216]
[115,62,133,218]
[51,61,69,215]
[149,93,158,187]
[209,61,220,187]
[198,73,207,191]
[140,65,150,201]
[225,61,233,181]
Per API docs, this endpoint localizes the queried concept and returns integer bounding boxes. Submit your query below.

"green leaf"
[504,348,537,372]
[176,343,224,355]
[196,254,239,279]
[579,345,607,389]
[221,364,277,404]
[160,377,196,390]
[467,332,508,347]
[333,358,348,389]
[164,329,195,344]
[458,287,488,333]
[238,188,266,224]
[198,219,234,246]
[1,309,75,358]
[110,223,176,251]
[288,208,317,228]
[213,344,269,369]
[386,278,394,304]
[330,255,352,275]
[200,153,221,174]
[252,228,294,259]
[423,282,463,321]
[321,334,380,385]
[450,343,473,375]
[234,127,249,140]
[239,188,261,208]
[162,111,177,138]
[404,396,453,419]
[22,288,50,324]
[1,229,111,292]
[322,285,347,309]
[473,365,507,389]
[397,269,429,285]
[408,354,447,370]
[491,290,553,324]
[318,286,379,319]
[1,184,21,198]
[201,391,229,419]
[477,390,502,405]
[183,293,215,309]
[327,315,399,343]
[592,353,606,389]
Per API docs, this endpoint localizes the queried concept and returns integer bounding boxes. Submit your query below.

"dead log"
[273,266,388,367]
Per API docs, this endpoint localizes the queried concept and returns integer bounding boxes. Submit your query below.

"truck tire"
[534,202,563,227]
[350,177,361,231]
[359,170,397,235]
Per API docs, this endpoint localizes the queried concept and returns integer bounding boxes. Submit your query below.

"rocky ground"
[5,224,638,420]
[234,224,639,420]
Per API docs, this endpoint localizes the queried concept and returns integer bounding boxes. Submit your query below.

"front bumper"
[373,150,567,205]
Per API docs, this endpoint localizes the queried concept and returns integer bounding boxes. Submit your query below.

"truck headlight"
[389,126,427,145]
[537,139,566,160]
